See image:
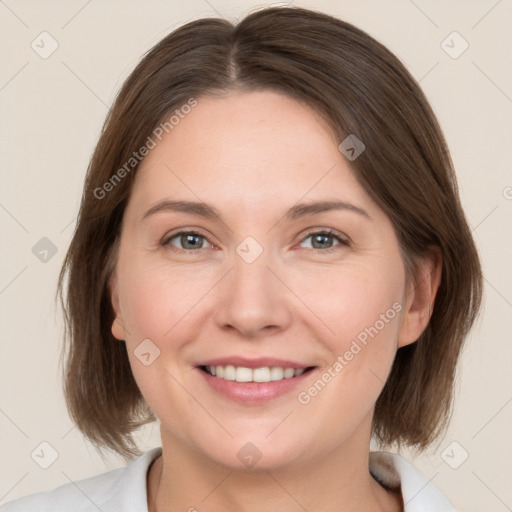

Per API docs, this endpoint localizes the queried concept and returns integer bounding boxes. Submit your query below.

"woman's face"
[109,90,424,470]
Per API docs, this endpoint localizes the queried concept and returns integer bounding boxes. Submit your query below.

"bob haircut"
[57,6,482,460]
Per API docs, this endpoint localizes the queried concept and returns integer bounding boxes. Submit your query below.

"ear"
[108,271,126,341]
[397,247,442,348]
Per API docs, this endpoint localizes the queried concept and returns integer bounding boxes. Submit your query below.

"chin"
[199,434,307,472]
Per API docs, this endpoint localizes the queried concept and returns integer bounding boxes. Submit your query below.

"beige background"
[1,0,511,510]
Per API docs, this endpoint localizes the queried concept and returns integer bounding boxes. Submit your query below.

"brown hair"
[57,6,482,460]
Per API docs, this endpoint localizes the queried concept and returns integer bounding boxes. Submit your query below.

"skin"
[109,90,441,512]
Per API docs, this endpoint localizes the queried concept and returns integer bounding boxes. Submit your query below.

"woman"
[1,5,482,511]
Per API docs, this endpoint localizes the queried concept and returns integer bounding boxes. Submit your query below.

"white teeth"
[205,365,308,383]
[283,368,295,379]
[270,367,284,381]
[253,367,271,382]
[235,367,253,382]
[223,365,236,381]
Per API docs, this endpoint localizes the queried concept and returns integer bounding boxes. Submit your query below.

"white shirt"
[1,447,456,511]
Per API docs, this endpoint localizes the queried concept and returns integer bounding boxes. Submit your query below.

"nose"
[213,248,293,339]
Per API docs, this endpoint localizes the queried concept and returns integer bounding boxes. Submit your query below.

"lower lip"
[197,368,314,404]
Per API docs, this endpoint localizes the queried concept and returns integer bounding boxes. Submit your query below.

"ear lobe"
[108,272,126,341]
[397,247,442,348]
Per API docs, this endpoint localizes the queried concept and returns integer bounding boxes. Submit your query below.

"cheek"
[301,261,405,347]
[295,258,406,412]
[118,261,211,342]
[293,265,405,437]
[116,261,217,399]
[116,265,197,419]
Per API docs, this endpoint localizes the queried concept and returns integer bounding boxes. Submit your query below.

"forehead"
[128,90,374,216]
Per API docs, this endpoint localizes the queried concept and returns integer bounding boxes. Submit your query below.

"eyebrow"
[142,199,370,222]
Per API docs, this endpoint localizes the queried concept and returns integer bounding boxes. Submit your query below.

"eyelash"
[161,229,349,255]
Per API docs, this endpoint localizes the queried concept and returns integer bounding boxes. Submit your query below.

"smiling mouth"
[199,365,316,383]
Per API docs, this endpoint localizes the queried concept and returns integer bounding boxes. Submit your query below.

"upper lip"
[196,357,314,369]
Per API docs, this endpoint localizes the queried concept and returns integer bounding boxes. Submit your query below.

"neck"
[147,426,403,512]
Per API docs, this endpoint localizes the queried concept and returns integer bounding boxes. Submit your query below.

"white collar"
[370,451,456,511]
